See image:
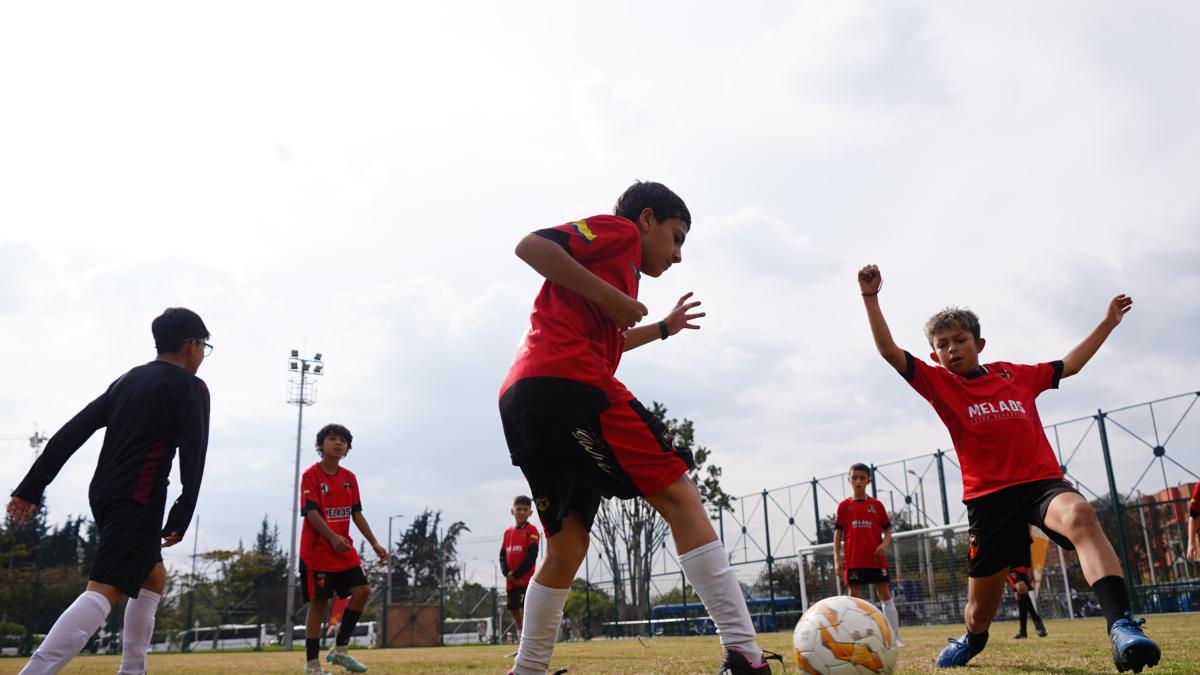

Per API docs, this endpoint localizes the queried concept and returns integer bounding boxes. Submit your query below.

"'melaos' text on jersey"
[903,353,1064,500]
[500,215,642,405]
[835,497,891,569]
[300,464,362,571]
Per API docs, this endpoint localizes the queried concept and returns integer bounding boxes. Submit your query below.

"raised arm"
[8,392,109,524]
[858,265,908,374]
[1060,294,1132,379]
[622,292,706,352]
[515,233,647,329]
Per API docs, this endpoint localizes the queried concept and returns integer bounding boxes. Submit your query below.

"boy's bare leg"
[118,564,167,675]
[647,475,764,665]
[964,570,1007,635]
[1042,491,1129,631]
[847,584,864,598]
[512,514,587,675]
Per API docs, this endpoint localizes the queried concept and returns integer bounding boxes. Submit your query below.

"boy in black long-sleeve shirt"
[7,307,211,675]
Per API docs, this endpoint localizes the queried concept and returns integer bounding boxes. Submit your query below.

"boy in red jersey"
[500,495,540,640]
[299,424,387,674]
[500,182,778,675]
[1006,562,1046,639]
[833,463,901,645]
[857,264,1159,673]
[1187,482,1199,562]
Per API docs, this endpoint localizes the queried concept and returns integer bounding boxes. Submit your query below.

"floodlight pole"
[284,351,323,651]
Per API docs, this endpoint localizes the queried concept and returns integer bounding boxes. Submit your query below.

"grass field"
[2,614,1195,674]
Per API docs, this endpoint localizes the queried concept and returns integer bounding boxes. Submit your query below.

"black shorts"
[300,562,368,602]
[90,499,164,598]
[1007,569,1031,590]
[845,567,890,586]
[500,377,693,537]
[965,478,1079,577]
[506,585,528,611]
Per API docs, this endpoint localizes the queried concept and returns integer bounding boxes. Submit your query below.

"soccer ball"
[792,596,898,674]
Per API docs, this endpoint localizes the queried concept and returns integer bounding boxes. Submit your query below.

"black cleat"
[1035,625,1047,638]
[717,648,783,674]
[1013,631,1027,639]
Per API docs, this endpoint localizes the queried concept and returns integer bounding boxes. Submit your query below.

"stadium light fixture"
[283,350,325,651]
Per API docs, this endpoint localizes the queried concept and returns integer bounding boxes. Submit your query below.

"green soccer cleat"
[326,648,368,673]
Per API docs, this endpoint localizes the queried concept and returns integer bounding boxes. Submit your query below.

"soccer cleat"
[1035,625,1048,638]
[1109,613,1161,673]
[717,647,783,674]
[936,635,981,668]
[326,648,368,673]
[304,660,333,675]
[1013,631,1027,639]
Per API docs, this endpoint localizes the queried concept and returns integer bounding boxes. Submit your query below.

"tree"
[592,402,730,621]
[563,578,613,637]
[391,509,469,600]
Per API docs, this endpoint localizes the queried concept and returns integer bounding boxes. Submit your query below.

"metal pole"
[185,515,199,652]
[585,554,592,640]
[811,478,821,541]
[763,490,777,628]
[936,450,951,525]
[1136,495,1156,587]
[283,368,307,651]
[1097,411,1139,610]
[1058,543,1074,619]
[384,515,396,648]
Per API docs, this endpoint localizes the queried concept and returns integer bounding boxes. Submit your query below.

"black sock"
[1018,595,1029,633]
[1027,596,1044,629]
[1092,576,1131,630]
[965,629,989,652]
[305,637,319,662]
[336,608,363,647]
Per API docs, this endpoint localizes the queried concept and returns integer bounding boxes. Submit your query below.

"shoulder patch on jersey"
[570,220,597,245]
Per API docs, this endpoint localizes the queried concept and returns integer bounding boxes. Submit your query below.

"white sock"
[20,590,111,675]
[512,580,568,675]
[118,589,161,675]
[679,540,762,665]
[881,598,901,641]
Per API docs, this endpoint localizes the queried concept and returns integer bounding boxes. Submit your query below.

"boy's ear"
[930,351,939,364]
[976,337,986,353]
[637,207,658,233]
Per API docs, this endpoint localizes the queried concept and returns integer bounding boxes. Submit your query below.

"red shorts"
[500,377,694,536]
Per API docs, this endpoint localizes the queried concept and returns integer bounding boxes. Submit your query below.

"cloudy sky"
[2,1,1198,583]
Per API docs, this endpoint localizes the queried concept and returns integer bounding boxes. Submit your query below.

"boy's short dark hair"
[613,181,691,227]
[152,308,209,354]
[315,424,353,455]
[513,495,532,507]
[849,463,871,476]
[924,307,981,345]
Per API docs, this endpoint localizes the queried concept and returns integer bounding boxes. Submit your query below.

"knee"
[1061,500,1101,535]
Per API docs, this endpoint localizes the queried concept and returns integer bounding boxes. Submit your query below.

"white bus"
[180,624,273,651]
[287,621,377,648]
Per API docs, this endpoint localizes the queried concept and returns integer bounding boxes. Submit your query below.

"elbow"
[514,234,540,262]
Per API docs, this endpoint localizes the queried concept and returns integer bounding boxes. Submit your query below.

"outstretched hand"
[5,496,36,526]
[372,542,388,561]
[1105,294,1133,327]
[858,265,883,295]
[662,292,705,336]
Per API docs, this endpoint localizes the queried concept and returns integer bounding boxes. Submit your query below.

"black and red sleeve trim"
[534,228,571,253]
[902,351,917,381]
[1049,360,1064,389]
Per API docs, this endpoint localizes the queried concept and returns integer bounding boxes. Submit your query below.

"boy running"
[500,495,540,641]
[833,463,901,645]
[499,181,778,674]
[7,307,211,675]
[1187,481,1199,562]
[857,264,1159,672]
[299,424,387,674]
[1007,563,1046,639]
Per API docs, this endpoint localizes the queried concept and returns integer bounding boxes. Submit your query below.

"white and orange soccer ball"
[792,595,898,675]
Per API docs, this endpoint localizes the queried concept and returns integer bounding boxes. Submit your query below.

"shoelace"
[762,650,785,672]
[1114,616,1147,632]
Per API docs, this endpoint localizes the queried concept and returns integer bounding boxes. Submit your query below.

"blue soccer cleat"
[1109,613,1161,673]
[935,635,981,668]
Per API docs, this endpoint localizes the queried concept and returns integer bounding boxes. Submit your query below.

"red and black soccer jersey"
[902,353,1064,500]
[835,497,891,569]
[1189,482,1200,518]
[300,463,362,572]
[500,215,642,405]
[500,521,540,590]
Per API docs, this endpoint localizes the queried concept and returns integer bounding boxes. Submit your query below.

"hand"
[858,265,883,295]
[506,572,515,581]
[5,496,36,526]
[661,292,705,336]
[1189,537,1199,563]
[331,536,352,554]
[601,289,648,329]
[372,542,388,561]
[1105,294,1133,327]
[162,532,183,548]
[874,543,889,559]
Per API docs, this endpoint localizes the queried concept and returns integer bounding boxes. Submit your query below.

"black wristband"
[657,321,669,340]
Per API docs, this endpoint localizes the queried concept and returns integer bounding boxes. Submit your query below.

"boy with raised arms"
[499,181,778,674]
[857,264,1159,672]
